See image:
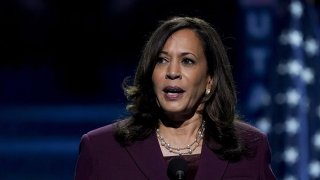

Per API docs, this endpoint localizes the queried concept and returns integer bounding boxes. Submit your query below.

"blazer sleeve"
[260,133,276,180]
[74,134,95,180]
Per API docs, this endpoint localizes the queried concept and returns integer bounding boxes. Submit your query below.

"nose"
[165,61,181,80]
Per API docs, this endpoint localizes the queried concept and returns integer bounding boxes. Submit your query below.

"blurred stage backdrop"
[1,0,320,179]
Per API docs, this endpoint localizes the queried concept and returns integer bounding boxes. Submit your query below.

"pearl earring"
[205,89,211,95]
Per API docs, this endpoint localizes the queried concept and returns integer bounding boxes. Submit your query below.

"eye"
[156,57,168,64]
[182,58,195,65]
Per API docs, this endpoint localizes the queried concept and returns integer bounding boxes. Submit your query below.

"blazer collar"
[195,143,229,180]
[125,132,229,180]
[125,131,168,179]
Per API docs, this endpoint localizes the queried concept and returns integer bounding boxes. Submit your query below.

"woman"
[74,16,276,179]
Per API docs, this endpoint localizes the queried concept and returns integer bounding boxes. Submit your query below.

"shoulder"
[234,120,267,142]
[234,121,270,157]
[223,121,275,179]
[75,120,135,179]
[86,122,116,139]
[79,120,128,152]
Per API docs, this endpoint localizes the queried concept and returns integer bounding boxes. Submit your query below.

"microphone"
[167,157,188,180]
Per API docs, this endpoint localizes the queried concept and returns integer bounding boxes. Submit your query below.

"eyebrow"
[159,51,198,59]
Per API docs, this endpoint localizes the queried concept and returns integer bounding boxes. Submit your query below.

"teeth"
[168,89,180,93]
[164,87,184,93]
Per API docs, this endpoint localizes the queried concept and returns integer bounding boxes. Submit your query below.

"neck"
[157,114,205,156]
[159,115,202,139]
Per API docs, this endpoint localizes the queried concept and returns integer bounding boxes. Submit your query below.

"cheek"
[151,69,157,85]
[191,77,209,97]
[152,67,166,79]
[188,73,208,87]
[152,70,162,90]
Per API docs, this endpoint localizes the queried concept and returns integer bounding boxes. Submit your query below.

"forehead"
[162,29,204,52]
[167,28,201,43]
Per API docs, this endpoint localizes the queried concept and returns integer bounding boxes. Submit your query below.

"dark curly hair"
[115,16,245,161]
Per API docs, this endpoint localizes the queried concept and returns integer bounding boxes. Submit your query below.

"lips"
[163,86,185,100]
[163,86,185,93]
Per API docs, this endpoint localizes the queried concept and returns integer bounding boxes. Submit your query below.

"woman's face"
[152,28,212,118]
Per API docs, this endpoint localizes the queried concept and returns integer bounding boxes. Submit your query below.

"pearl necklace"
[156,121,205,155]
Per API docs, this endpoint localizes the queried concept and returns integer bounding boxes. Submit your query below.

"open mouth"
[163,86,185,94]
[162,86,185,100]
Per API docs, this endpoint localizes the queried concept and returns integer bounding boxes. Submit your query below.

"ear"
[206,76,213,90]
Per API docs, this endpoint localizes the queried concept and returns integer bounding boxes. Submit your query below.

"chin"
[163,108,183,114]
[160,104,184,111]
[162,106,189,115]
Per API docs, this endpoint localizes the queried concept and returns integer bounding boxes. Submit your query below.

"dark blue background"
[1,0,320,179]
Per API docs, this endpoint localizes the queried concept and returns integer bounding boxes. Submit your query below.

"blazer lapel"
[125,132,168,179]
[125,132,228,179]
[195,144,229,180]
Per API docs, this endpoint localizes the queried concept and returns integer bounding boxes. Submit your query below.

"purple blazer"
[74,121,276,179]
